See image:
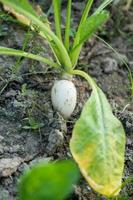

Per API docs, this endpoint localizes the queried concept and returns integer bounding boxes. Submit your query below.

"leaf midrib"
[94,88,109,175]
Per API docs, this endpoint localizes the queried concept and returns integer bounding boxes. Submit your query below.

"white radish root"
[51,80,77,118]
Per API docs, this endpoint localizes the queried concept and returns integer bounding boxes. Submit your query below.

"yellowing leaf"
[3,3,50,27]
[70,87,125,197]
[3,5,30,25]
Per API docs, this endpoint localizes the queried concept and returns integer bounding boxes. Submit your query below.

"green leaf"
[70,86,125,197]
[0,0,72,71]
[71,0,94,67]
[53,0,62,41]
[0,46,60,68]
[77,12,109,49]
[70,0,113,67]
[79,0,94,25]
[70,11,109,67]
[72,0,94,47]
[19,160,79,200]
[64,0,72,51]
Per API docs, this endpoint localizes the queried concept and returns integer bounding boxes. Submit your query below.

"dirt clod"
[0,157,23,177]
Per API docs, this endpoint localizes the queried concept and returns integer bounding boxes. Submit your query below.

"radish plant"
[0,0,126,197]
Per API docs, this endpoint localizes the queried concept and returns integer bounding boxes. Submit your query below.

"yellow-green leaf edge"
[70,87,125,197]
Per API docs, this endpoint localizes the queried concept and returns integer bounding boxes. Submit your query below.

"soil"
[0,1,133,200]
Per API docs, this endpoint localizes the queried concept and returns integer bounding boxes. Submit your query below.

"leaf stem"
[53,0,62,41]
[70,0,94,67]
[72,69,97,89]
[0,47,60,68]
[64,0,71,51]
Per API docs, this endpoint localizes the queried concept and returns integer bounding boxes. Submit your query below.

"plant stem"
[53,0,62,41]
[70,0,94,67]
[64,0,71,51]
[72,69,97,90]
[78,0,94,28]
[0,47,60,68]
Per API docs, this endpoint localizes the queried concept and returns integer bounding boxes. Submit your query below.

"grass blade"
[95,34,133,99]
[53,0,62,41]
[94,0,113,14]
[12,27,31,72]
[0,47,60,68]
[64,0,72,51]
